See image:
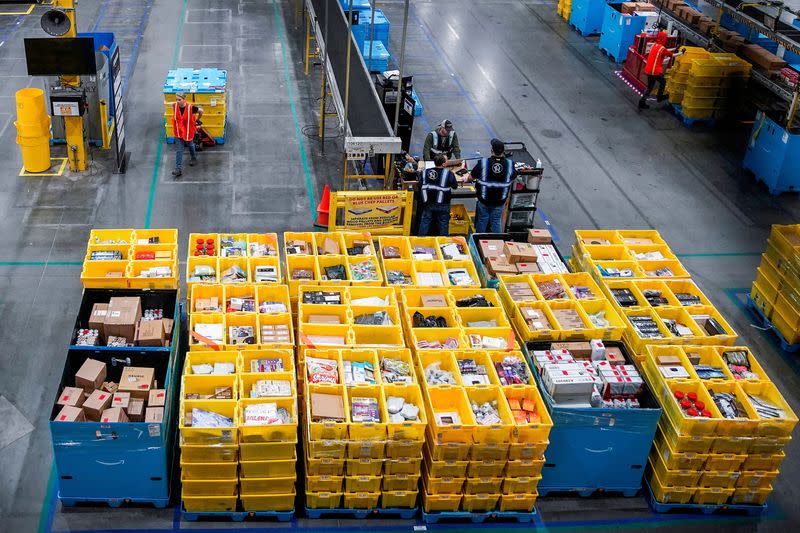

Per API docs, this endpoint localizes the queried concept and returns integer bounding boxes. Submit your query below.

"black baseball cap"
[490,138,505,154]
[440,120,454,132]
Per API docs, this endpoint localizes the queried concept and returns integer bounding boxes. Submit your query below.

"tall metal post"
[57,0,88,171]
[387,0,410,189]
[319,0,330,152]
[342,0,354,191]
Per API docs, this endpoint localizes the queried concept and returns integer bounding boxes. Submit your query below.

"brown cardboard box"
[83,390,113,421]
[308,314,341,324]
[322,237,340,255]
[136,319,165,347]
[527,228,552,244]
[127,398,145,422]
[102,381,118,394]
[621,2,645,14]
[148,389,166,407]
[54,405,85,422]
[622,237,654,245]
[656,355,682,365]
[421,294,448,308]
[117,367,155,399]
[478,239,505,259]
[606,347,626,365]
[516,262,541,273]
[504,242,538,264]
[163,318,174,339]
[310,392,345,421]
[75,358,107,392]
[105,297,142,342]
[88,303,109,339]
[487,256,518,275]
[57,386,86,407]
[100,407,129,423]
[145,407,164,423]
[111,391,131,410]
[741,44,787,71]
[552,342,592,358]
[698,20,714,34]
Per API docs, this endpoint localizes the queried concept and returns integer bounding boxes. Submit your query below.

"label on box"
[148,424,160,437]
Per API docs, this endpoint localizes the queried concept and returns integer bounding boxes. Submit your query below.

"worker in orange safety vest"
[171,92,203,178]
[638,32,684,110]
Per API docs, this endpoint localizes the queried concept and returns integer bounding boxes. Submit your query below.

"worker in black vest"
[423,120,461,161]
[418,154,458,236]
[470,138,517,233]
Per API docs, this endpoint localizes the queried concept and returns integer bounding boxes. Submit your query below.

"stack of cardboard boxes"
[83,296,174,348]
[479,229,565,278]
[54,358,164,424]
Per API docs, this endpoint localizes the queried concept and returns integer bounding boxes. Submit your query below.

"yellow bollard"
[15,88,52,173]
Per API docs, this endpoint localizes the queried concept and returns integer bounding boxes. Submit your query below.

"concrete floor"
[0,0,799,531]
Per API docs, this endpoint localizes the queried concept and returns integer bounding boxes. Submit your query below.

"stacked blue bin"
[743,111,800,195]
[339,0,371,13]
[598,4,648,62]
[351,9,390,49]
[569,0,608,36]
[362,40,390,72]
[50,289,181,507]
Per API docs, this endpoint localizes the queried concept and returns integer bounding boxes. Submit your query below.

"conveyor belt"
[708,0,800,55]
[309,0,393,138]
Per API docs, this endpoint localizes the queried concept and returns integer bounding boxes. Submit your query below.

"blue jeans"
[418,204,451,236]
[475,201,504,233]
[175,137,196,171]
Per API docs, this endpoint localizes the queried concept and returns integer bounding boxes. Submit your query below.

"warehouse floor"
[1,0,799,531]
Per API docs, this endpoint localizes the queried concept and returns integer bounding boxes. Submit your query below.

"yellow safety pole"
[15,88,52,173]
[57,0,87,171]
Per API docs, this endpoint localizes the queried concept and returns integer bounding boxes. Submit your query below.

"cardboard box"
[83,390,113,421]
[527,229,552,244]
[100,407,129,423]
[478,239,505,259]
[75,358,107,392]
[57,386,86,407]
[163,318,174,340]
[504,242,538,264]
[111,391,131,410]
[308,314,341,324]
[421,294,448,308]
[54,405,85,422]
[605,347,626,365]
[741,44,787,71]
[118,366,155,399]
[322,237,340,255]
[127,398,145,422]
[551,342,592,358]
[516,262,541,273]
[88,303,109,339]
[137,319,165,347]
[145,407,164,423]
[102,381,118,394]
[487,256,518,275]
[148,389,166,407]
[105,297,142,342]
[310,392,345,421]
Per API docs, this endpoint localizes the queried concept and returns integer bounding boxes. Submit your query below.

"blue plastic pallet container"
[351,9,390,50]
[743,111,800,195]
[340,0,371,12]
[51,290,181,504]
[362,40,390,72]
[524,341,661,496]
[569,0,608,36]
[411,88,423,117]
[598,4,648,62]
[164,68,227,93]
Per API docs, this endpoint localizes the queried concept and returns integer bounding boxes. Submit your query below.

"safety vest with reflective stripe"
[430,130,455,155]
[645,43,669,76]
[421,167,454,205]
[173,102,197,142]
[475,157,515,206]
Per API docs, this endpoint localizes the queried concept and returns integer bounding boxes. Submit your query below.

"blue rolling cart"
[743,111,800,195]
[51,290,181,507]
[524,341,662,497]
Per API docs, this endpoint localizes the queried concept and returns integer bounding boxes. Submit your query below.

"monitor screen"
[24,37,97,76]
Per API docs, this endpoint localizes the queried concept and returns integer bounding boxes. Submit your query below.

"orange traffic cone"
[314,184,331,228]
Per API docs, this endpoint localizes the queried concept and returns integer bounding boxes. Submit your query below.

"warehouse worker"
[638,32,682,110]
[470,139,517,233]
[171,92,203,178]
[418,154,458,236]
[423,119,461,161]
